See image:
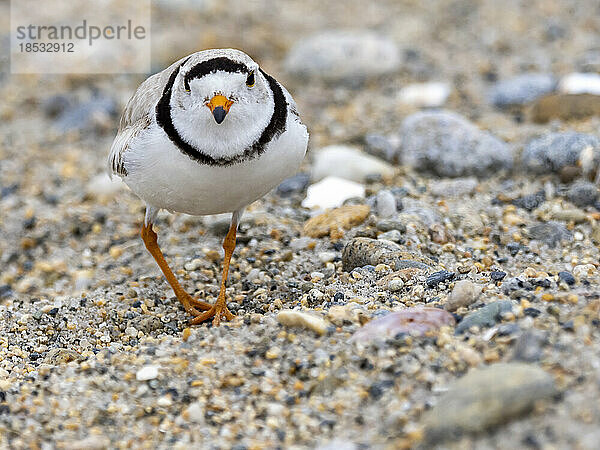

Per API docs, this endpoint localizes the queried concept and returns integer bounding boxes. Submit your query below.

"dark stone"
[276,173,310,197]
[426,270,455,288]
[523,307,541,318]
[566,181,598,207]
[512,191,545,211]
[42,94,71,118]
[47,308,59,316]
[0,284,12,300]
[562,320,575,332]
[558,271,575,285]
[368,380,394,400]
[490,271,507,281]
[333,292,345,303]
[507,242,521,256]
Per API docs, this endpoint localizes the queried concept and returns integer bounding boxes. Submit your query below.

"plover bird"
[108,49,308,326]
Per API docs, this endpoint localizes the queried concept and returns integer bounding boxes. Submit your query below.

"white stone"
[187,402,204,423]
[157,395,173,407]
[318,251,337,263]
[136,365,159,381]
[398,82,451,107]
[559,72,600,95]
[312,145,395,183]
[376,190,397,218]
[302,176,365,209]
[285,30,400,80]
[277,310,329,335]
[573,264,596,279]
[125,326,138,337]
[184,258,203,272]
[387,279,404,292]
[310,271,325,281]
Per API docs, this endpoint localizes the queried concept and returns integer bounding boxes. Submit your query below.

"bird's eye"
[246,71,255,87]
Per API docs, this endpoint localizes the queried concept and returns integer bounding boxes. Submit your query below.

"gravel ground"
[2,0,600,448]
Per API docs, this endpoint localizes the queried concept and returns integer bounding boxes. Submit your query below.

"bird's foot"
[189,296,234,327]
[185,293,213,312]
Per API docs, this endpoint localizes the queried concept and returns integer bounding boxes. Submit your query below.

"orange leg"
[141,223,212,317]
[189,217,237,326]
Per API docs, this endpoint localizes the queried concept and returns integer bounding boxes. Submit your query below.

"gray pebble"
[566,181,599,207]
[424,363,557,442]
[401,111,513,177]
[276,173,310,197]
[488,73,556,107]
[377,229,403,243]
[364,133,399,163]
[285,31,400,81]
[522,132,600,174]
[529,221,573,248]
[376,219,406,233]
[512,330,546,362]
[429,177,478,197]
[445,280,482,311]
[455,300,513,334]
[54,96,117,133]
[375,190,397,218]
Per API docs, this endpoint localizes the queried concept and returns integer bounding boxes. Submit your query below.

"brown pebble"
[303,205,370,238]
[530,93,600,123]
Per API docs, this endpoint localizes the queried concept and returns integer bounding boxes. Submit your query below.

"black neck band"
[155,58,288,167]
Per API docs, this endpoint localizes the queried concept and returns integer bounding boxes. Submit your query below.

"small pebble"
[136,365,159,381]
[277,310,329,336]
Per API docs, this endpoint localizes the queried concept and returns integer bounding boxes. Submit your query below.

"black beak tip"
[213,106,227,124]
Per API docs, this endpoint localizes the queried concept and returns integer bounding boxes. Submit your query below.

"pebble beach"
[1,0,600,448]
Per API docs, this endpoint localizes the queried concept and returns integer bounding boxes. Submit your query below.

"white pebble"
[302,176,365,209]
[184,258,203,271]
[136,365,159,381]
[398,82,451,108]
[559,72,600,95]
[376,190,397,218]
[247,268,261,281]
[312,145,394,183]
[277,310,329,335]
[125,326,138,337]
[387,279,404,292]
[157,395,173,407]
[573,264,596,279]
[310,271,325,281]
[187,402,204,423]
[318,251,337,263]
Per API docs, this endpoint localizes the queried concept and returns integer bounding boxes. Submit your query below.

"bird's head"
[166,49,275,159]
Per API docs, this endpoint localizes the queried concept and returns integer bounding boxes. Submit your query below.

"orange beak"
[206,94,234,124]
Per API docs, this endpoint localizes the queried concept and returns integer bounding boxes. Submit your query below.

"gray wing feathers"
[107,57,187,177]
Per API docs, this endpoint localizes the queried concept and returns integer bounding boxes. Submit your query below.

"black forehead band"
[183,57,251,90]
